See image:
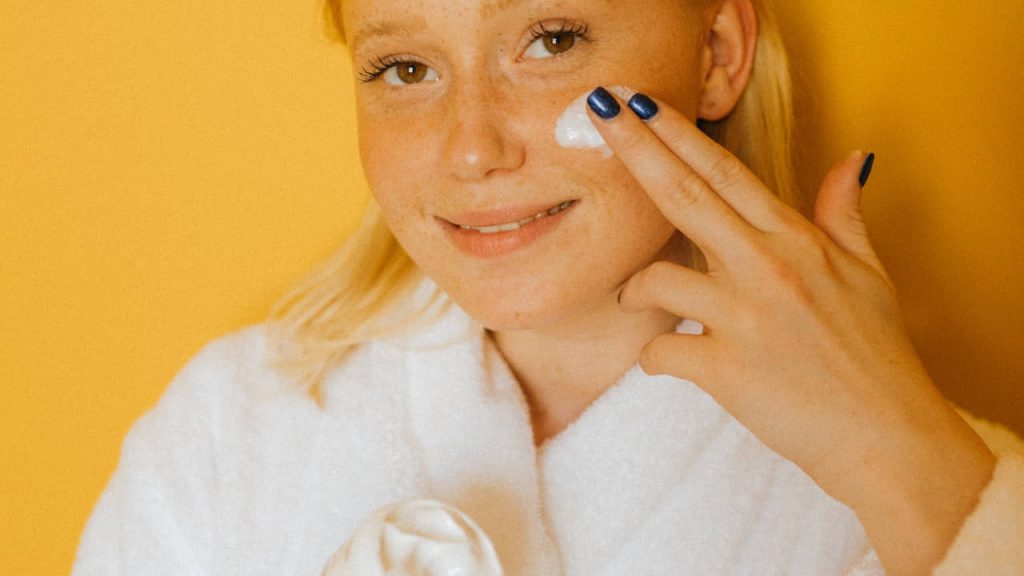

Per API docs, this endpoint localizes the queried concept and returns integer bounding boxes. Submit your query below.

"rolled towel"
[322,499,505,576]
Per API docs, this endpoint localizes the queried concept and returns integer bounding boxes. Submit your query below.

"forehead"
[344,0,606,19]
[341,0,614,41]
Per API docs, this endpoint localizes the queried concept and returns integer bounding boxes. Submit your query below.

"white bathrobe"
[73,300,1024,575]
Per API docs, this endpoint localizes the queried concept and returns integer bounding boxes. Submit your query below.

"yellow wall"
[776,1,1024,432]
[1,2,1021,574]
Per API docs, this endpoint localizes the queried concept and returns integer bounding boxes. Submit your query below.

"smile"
[455,201,577,234]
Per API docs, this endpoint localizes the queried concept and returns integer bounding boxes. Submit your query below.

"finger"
[586,87,758,260]
[638,332,715,384]
[630,92,794,233]
[813,151,890,282]
[618,260,719,324]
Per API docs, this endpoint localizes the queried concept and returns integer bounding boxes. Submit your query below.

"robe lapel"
[538,366,739,575]
[398,302,562,576]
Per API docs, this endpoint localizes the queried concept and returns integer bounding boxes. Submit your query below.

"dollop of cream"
[321,499,505,576]
[554,85,634,157]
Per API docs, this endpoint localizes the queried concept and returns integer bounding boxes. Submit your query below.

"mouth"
[444,200,578,234]
[438,199,579,259]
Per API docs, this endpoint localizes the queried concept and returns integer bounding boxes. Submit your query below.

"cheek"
[356,109,432,220]
[595,180,680,265]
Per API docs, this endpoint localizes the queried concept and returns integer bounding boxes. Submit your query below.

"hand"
[322,499,504,576]
[589,88,996,576]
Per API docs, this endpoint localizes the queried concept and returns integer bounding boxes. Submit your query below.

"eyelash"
[358,54,417,83]
[526,18,590,47]
[357,18,592,84]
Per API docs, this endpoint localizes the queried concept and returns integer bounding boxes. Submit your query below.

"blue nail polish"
[859,152,876,188]
[628,93,659,120]
[587,87,620,120]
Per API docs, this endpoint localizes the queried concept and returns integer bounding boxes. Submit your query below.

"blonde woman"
[74,0,1024,575]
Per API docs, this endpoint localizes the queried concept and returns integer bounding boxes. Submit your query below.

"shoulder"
[126,324,291,448]
[173,323,277,388]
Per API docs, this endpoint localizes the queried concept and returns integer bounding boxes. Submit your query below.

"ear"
[698,0,758,122]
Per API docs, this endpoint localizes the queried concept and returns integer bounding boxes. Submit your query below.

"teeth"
[459,201,574,234]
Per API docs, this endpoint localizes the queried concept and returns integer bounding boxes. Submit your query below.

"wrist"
[839,404,996,575]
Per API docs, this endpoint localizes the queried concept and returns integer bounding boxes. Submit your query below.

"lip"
[444,200,576,228]
[438,200,578,259]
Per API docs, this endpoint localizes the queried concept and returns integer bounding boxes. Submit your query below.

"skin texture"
[341,0,718,440]
[340,1,997,574]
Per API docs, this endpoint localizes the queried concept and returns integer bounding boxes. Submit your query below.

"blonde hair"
[268,0,796,392]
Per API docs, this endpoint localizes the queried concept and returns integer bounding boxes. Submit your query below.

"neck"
[491,296,680,446]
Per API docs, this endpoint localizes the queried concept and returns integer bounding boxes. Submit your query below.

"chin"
[442,277,607,334]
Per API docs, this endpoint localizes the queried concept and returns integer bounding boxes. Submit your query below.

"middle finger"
[587,88,757,261]
[638,92,795,233]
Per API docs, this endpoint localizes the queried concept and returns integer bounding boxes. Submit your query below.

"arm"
[842,414,1024,576]
[587,88,1014,576]
[931,414,1024,575]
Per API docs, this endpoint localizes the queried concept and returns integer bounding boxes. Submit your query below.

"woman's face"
[342,0,714,331]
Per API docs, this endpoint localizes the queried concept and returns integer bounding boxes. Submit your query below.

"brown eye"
[374,60,438,86]
[396,62,427,84]
[543,31,576,55]
[523,21,588,60]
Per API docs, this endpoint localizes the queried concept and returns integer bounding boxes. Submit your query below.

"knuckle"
[793,228,846,285]
[668,171,707,210]
[634,261,684,307]
[639,336,674,375]
[794,228,832,266]
[742,238,776,266]
[632,262,668,305]
[644,260,679,287]
[708,152,746,188]
[773,262,815,307]
[750,242,816,307]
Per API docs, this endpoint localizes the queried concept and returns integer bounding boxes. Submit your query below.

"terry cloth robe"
[73,300,1024,576]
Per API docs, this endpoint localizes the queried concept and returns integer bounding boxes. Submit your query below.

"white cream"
[554,85,634,157]
[321,499,504,576]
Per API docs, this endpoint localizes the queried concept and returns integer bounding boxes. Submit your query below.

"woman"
[73,0,1024,575]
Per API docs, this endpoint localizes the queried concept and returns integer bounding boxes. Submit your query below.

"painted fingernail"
[587,87,620,120]
[858,152,876,188]
[627,93,659,120]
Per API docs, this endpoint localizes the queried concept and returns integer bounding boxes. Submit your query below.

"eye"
[523,20,590,60]
[359,57,440,85]
[382,61,439,85]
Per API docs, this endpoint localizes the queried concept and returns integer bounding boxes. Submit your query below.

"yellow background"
[2,1,1022,574]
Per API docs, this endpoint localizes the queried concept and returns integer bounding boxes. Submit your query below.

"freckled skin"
[341,0,710,332]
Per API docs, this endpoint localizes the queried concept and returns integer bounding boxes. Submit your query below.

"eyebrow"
[350,16,428,54]
[350,0,599,54]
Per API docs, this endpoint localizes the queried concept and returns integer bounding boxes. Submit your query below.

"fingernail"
[587,87,620,120]
[858,152,876,188]
[627,93,659,120]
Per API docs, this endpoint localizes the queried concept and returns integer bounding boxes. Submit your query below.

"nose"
[442,80,525,181]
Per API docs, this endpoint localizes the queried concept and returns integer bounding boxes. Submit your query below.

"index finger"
[637,93,794,233]
[586,87,758,260]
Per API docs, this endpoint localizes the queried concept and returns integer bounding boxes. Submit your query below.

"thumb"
[813,151,886,276]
